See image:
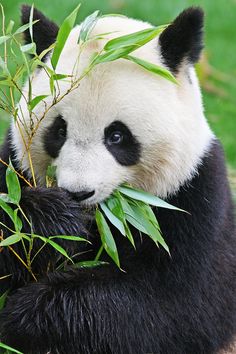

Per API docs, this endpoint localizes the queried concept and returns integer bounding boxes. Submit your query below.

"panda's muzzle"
[68,190,95,202]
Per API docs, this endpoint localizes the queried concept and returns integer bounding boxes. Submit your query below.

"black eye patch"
[104,121,141,166]
[43,115,67,158]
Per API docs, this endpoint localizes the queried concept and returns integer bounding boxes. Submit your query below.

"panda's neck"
[156,139,234,260]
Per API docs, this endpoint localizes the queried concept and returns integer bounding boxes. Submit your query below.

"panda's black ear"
[21,5,59,58]
[159,7,204,73]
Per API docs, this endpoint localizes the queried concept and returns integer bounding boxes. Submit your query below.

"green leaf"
[100,202,126,236]
[79,10,100,42]
[0,79,15,87]
[104,26,166,52]
[125,214,147,234]
[0,79,14,87]
[13,209,23,232]
[93,45,137,65]
[6,162,21,204]
[126,202,169,253]
[49,75,55,95]
[0,342,23,354]
[0,35,10,45]
[0,57,10,76]
[0,200,15,223]
[0,290,9,310]
[51,5,80,69]
[14,20,39,35]
[125,55,178,84]
[0,193,12,203]
[53,73,70,80]
[35,236,73,262]
[73,260,108,269]
[119,186,184,211]
[6,20,15,34]
[95,209,120,268]
[20,42,36,55]
[123,221,135,248]
[0,234,22,247]
[29,4,34,42]
[38,43,55,60]
[49,235,89,242]
[106,195,124,221]
[131,200,159,228]
[29,95,48,111]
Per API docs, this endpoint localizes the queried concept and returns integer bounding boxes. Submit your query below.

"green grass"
[0,0,235,169]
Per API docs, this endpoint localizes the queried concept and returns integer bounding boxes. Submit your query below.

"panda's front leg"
[0,186,93,292]
[0,266,161,354]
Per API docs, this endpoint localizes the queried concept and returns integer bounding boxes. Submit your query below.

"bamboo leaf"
[0,79,15,87]
[79,10,100,42]
[126,202,169,253]
[0,35,10,45]
[0,290,8,310]
[14,20,39,35]
[51,5,80,69]
[6,20,14,34]
[29,4,34,42]
[53,73,70,80]
[0,200,15,222]
[95,209,120,268]
[13,209,23,232]
[49,235,89,242]
[0,234,22,247]
[6,162,21,204]
[73,260,108,268]
[93,45,137,65]
[0,342,23,354]
[104,26,166,52]
[125,55,178,84]
[119,186,185,211]
[0,193,12,203]
[106,195,124,220]
[20,42,36,55]
[0,57,10,76]
[29,95,48,111]
[50,75,55,95]
[35,235,73,262]
[100,202,126,236]
[38,43,55,60]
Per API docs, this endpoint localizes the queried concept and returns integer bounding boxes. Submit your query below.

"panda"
[0,5,235,354]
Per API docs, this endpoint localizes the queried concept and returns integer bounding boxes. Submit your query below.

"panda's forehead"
[27,15,179,136]
[48,60,164,131]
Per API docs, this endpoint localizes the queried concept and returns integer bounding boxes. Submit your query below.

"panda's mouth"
[68,190,95,203]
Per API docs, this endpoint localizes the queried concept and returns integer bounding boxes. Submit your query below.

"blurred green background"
[0,0,235,186]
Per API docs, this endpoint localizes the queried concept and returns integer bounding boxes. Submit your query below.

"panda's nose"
[69,190,95,202]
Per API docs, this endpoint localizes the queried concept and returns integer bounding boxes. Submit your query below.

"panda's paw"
[20,186,94,237]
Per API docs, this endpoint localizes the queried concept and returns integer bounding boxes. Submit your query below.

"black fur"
[0,133,235,353]
[104,120,141,166]
[44,115,67,158]
[159,7,204,73]
[21,5,59,57]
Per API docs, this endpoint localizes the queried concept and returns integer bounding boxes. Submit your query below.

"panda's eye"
[108,131,123,145]
[44,115,67,158]
[104,120,141,166]
[58,127,67,139]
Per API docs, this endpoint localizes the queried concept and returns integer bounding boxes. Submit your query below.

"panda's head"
[12,6,213,205]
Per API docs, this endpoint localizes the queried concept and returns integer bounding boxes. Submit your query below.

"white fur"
[11,15,214,204]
